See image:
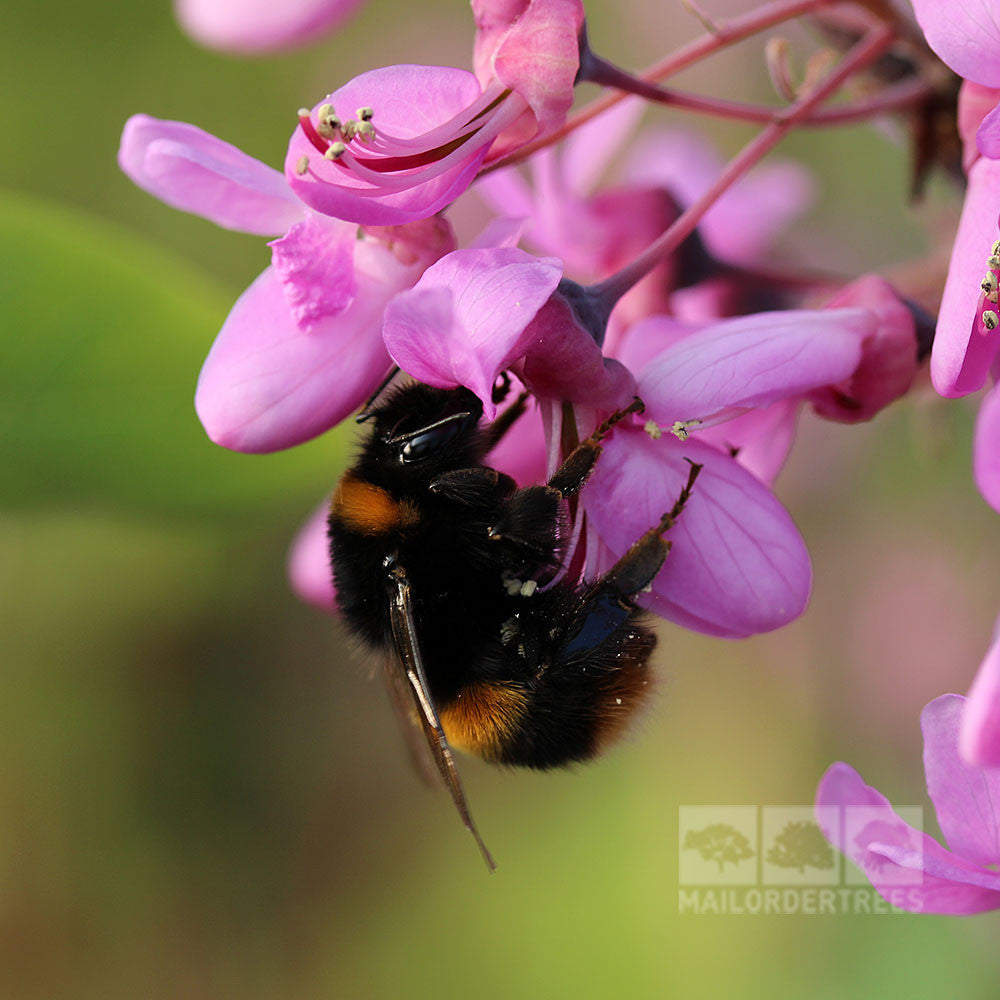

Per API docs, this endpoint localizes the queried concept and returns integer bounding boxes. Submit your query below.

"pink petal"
[473,0,583,134]
[961,616,1000,767]
[923,693,1000,866]
[119,115,303,236]
[515,294,637,415]
[973,91,1000,161]
[959,82,1000,171]
[382,247,563,417]
[638,309,868,428]
[195,266,391,452]
[611,315,704,374]
[175,0,363,53]
[269,213,358,330]
[974,382,1000,513]
[288,501,337,613]
[584,430,811,638]
[561,98,647,197]
[816,762,1000,915]
[810,275,918,423]
[909,0,1000,87]
[285,66,490,226]
[932,156,1000,396]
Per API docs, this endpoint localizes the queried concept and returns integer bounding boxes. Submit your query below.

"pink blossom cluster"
[123,0,1000,911]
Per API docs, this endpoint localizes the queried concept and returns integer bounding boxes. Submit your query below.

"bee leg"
[488,485,563,564]
[429,467,517,506]
[547,397,645,499]
[602,460,703,597]
[487,398,646,558]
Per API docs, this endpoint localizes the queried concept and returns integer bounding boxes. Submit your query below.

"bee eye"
[399,420,464,462]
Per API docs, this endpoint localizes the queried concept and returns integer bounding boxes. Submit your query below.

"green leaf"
[0,190,345,519]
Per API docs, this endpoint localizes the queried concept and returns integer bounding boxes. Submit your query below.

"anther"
[983,310,999,331]
[341,120,359,141]
[992,240,1000,257]
[324,141,346,160]
[355,120,375,143]
[670,419,701,441]
[644,420,663,440]
[982,272,998,295]
[989,255,1000,270]
[295,155,310,175]
[356,106,374,121]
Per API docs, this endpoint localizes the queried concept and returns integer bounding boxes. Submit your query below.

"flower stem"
[590,24,897,310]
[579,60,929,127]
[483,0,834,173]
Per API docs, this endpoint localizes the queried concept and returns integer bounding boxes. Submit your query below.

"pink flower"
[382,246,635,419]
[283,2,584,225]
[960,614,1000,768]
[119,114,454,452]
[816,695,1000,915]
[908,1,1000,512]
[174,0,363,54]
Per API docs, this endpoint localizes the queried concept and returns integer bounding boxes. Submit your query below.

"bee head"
[360,383,486,473]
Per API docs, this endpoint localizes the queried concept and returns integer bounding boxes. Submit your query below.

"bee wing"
[379,651,441,790]
[386,565,496,872]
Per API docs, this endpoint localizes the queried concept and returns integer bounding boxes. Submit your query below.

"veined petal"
[638,309,868,427]
[175,0,363,53]
[816,761,1000,915]
[383,247,563,417]
[119,115,303,236]
[584,430,811,638]
[910,0,1000,87]
[269,213,358,329]
[923,694,1000,867]
[288,501,337,613]
[973,381,1000,513]
[195,266,391,452]
[932,156,1000,397]
[961,615,1000,768]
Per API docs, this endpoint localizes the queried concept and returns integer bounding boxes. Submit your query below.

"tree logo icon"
[766,820,835,873]
[683,823,756,872]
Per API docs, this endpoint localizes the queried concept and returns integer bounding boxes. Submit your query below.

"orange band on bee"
[331,472,420,534]
[440,682,528,761]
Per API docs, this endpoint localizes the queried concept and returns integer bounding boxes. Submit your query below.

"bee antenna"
[357,365,401,423]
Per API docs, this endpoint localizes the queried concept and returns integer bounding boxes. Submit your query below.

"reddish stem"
[590,24,897,309]
[591,75,929,127]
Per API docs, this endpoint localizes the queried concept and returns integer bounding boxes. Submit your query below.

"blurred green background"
[3,0,1000,997]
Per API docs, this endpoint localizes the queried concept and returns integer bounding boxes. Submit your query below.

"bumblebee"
[328,375,700,869]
